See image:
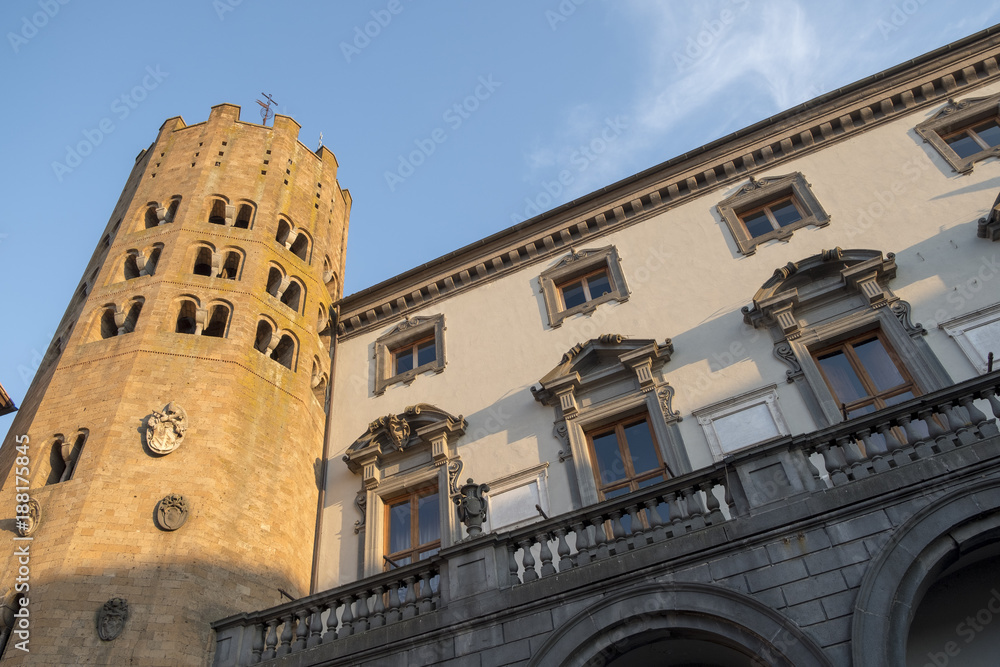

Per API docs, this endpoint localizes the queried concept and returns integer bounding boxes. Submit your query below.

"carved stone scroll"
[773,341,803,383]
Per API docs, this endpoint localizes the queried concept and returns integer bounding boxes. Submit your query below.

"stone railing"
[212,371,1000,666]
[212,557,442,665]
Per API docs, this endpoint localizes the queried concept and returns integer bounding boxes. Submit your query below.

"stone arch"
[275,217,292,247]
[122,249,142,280]
[852,478,1000,666]
[528,582,832,667]
[203,300,232,338]
[173,295,201,334]
[271,332,298,370]
[143,202,161,229]
[207,195,230,225]
[144,243,163,276]
[191,242,216,276]
[253,317,277,355]
[289,229,311,263]
[266,263,286,297]
[280,278,304,313]
[219,246,244,280]
[234,200,255,229]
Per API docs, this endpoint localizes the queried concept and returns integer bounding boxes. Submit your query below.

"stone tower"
[0,104,350,665]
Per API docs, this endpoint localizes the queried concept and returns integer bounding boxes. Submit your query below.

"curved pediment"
[743,248,897,337]
[343,404,467,477]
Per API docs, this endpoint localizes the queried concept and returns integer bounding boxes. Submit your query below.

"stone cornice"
[338,26,1000,341]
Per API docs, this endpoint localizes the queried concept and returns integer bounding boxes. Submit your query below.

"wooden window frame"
[942,117,1000,156]
[812,329,921,419]
[391,334,436,376]
[383,486,441,570]
[373,314,446,395]
[916,94,1000,173]
[539,246,630,328]
[556,266,613,311]
[585,413,668,500]
[737,195,805,239]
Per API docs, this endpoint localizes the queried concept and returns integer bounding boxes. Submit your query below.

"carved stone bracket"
[97,598,128,641]
[447,459,464,498]
[978,189,1000,241]
[890,300,927,338]
[657,383,682,423]
[155,494,189,531]
[353,489,367,534]
[773,341,803,383]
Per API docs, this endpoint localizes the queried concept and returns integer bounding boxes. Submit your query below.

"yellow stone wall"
[0,104,349,665]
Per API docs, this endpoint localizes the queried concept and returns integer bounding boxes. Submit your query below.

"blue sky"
[3,0,1000,434]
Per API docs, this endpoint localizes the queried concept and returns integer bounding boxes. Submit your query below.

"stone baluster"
[262,618,279,660]
[900,414,932,459]
[643,497,666,542]
[874,424,908,467]
[250,622,265,664]
[538,533,556,577]
[340,594,354,637]
[507,544,521,585]
[386,583,402,624]
[921,407,952,453]
[815,442,848,485]
[370,586,386,629]
[684,489,706,530]
[307,605,324,648]
[418,571,434,613]
[402,576,418,619]
[609,510,628,554]
[626,503,645,546]
[353,592,369,633]
[859,429,890,473]
[722,482,737,517]
[669,491,686,536]
[702,482,724,524]
[962,395,996,436]
[945,402,976,446]
[590,516,610,560]
[554,527,573,571]
[519,538,538,582]
[984,387,1000,422]
[322,599,340,643]
[838,435,868,479]
[291,609,309,652]
[572,520,592,566]
[278,613,294,656]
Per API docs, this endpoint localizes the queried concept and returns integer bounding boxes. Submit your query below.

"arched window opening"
[45,430,86,485]
[275,219,291,246]
[271,335,295,369]
[234,203,253,229]
[193,247,213,276]
[208,199,227,225]
[318,306,330,334]
[122,300,142,334]
[266,267,283,297]
[175,300,198,334]
[101,235,111,252]
[203,304,230,338]
[281,281,302,312]
[46,436,67,485]
[166,198,180,223]
[145,205,160,229]
[100,308,118,339]
[254,321,274,354]
[123,253,141,280]
[220,251,241,280]
[290,233,310,262]
[311,360,328,409]
[145,246,162,276]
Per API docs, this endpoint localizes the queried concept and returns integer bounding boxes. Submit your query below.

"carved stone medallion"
[385,413,410,450]
[97,598,128,641]
[146,402,188,455]
[16,498,41,537]
[156,494,190,531]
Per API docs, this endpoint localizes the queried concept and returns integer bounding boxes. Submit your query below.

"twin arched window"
[173,296,232,337]
[253,319,297,370]
[97,297,144,339]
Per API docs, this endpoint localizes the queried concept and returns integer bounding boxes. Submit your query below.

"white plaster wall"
[316,78,1000,590]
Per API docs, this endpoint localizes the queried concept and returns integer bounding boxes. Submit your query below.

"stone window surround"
[373,314,446,396]
[532,336,689,508]
[693,384,790,461]
[538,246,630,329]
[343,405,468,577]
[940,301,1000,374]
[716,172,830,256]
[915,93,1000,174]
[744,248,952,428]
[482,463,550,533]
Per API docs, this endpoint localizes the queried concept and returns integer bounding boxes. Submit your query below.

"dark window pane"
[394,348,414,374]
[883,391,914,407]
[742,210,773,238]
[770,200,803,227]
[418,492,440,545]
[592,432,626,485]
[418,548,440,560]
[636,475,662,489]
[623,421,659,475]
[817,350,868,404]
[587,272,612,299]
[853,338,905,392]
[561,281,586,309]
[947,133,982,158]
[416,340,436,367]
[603,486,630,500]
[847,403,876,419]
[388,500,411,554]
[974,120,1000,148]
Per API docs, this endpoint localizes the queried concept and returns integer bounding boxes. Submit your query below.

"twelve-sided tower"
[0,104,349,665]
